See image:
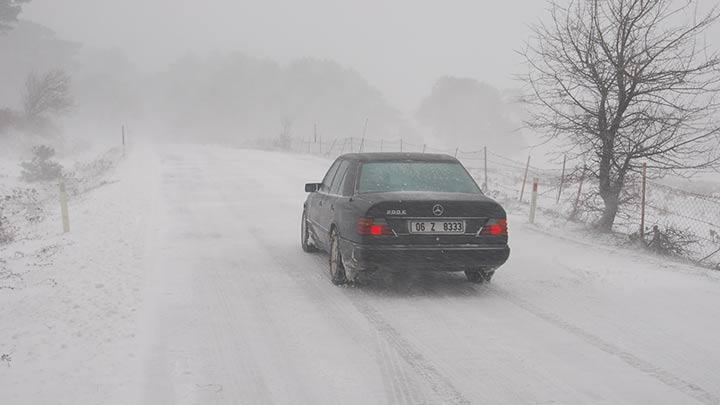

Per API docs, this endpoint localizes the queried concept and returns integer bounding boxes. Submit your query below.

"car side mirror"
[305,182,321,193]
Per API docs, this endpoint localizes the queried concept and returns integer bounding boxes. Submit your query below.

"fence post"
[313,124,318,154]
[400,138,403,152]
[380,139,383,152]
[318,134,322,154]
[59,178,70,233]
[339,138,347,154]
[422,144,426,153]
[121,125,126,157]
[326,138,336,156]
[361,118,368,152]
[557,154,567,203]
[454,147,459,158]
[640,162,647,242]
[529,178,539,224]
[519,155,531,202]
[483,146,488,190]
[570,167,586,220]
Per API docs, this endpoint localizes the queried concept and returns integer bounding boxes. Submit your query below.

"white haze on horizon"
[8,0,720,170]
[22,0,552,110]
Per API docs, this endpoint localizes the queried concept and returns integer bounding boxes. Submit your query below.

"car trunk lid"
[357,192,507,245]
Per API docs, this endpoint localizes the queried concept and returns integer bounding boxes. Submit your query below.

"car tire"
[301,210,317,253]
[465,269,494,283]
[329,229,348,285]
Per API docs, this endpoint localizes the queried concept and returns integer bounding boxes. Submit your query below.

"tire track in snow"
[200,262,275,404]
[156,154,275,405]
[250,235,425,404]
[301,253,469,404]
[489,285,720,405]
[346,296,472,405]
[253,231,463,404]
[375,329,421,405]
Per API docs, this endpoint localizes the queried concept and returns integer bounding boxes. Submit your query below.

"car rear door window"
[339,163,357,196]
[321,160,341,193]
[330,161,350,195]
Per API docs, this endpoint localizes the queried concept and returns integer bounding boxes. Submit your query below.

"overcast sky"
[22,0,553,110]
[21,0,720,111]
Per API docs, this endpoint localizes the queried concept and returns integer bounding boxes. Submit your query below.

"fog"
[3,1,720,404]
[21,0,547,110]
[3,0,718,157]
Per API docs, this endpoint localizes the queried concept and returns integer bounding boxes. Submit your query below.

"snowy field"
[2,143,720,404]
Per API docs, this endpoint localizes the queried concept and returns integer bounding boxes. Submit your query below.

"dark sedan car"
[301,153,510,285]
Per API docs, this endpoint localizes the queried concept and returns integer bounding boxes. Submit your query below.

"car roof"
[339,152,459,163]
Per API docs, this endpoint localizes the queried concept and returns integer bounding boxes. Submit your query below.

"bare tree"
[521,0,720,231]
[23,69,73,122]
[274,116,293,150]
[0,0,30,33]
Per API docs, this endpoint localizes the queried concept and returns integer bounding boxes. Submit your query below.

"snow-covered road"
[129,144,720,405]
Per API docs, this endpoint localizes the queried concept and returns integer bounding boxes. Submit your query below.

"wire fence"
[283,135,720,269]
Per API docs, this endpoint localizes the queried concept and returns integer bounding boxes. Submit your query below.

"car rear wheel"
[329,229,347,285]
[465,269,494,283]
[301,210,317,253]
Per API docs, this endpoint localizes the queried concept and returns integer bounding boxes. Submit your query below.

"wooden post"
[313,124,318,154]
[349,137,354,153]
[59,179,70,233]
[483,146,488,190]
[570,167,586,220]
[358,118,368,153]
[380,139,384,152]
[454,147,459,158]
[529,178,539,224]
[519,155,531,202]
[640,162,647,241]
[400,138,403,152]
[557,155,567,203]
[422,144,426,153]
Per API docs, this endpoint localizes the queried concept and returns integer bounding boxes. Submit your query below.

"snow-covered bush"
[0,187,44,245]
[63,148,122,196]
[20,145,63,183]
[645,225,699,257]
[0,212,16,245]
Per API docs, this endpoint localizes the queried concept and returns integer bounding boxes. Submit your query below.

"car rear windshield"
[357,162,481,194]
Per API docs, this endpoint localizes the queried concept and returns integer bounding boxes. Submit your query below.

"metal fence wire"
[287,136,720,268]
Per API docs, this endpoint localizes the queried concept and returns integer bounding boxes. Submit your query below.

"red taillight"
[357,218,394,236]
[481,218,508,236]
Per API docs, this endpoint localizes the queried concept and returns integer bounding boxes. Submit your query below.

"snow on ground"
[2,143,720,404]
[0,145,158,403]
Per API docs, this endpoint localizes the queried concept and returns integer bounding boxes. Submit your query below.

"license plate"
[409,220,465,234]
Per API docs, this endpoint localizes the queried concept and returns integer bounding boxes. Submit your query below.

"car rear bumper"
[341,240,510,273]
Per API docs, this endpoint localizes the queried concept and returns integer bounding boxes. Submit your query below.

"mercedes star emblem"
[432,204,444,216]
